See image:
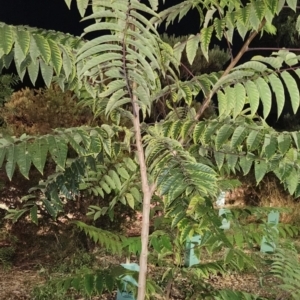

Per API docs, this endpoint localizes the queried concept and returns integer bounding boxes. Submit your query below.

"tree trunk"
[131,91,154,300]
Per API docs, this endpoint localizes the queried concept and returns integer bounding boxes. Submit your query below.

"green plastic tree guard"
[116,263,139,300]
[260,210,280,253]
[185,235,201,267]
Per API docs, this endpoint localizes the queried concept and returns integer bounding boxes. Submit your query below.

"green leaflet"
[15,55,29,80]
[186,34,200,65]
[200,26,213,61]
[181,120,195,140]
[231,126,248,149]
[262,134,277,159]
[124,157,137,172]
[130,187,141,203]
[277,134,291,155]
[245,81,260,117]
[249,3,260,30]
[103,174,116,190]
[0,24,13,55]
[237,6,250,25]
[255,77,271,119]
[217,90,227,116]
[40,60,53,88]
[30,205,38,225]
[84,274,94,296]
[66,133,87,156]
[204,121,220,144]
[5,144,16,181]
[2,51,14,69]
[15,29,30,57]
[286,0,297,11]
[48,136,68,169]
[148,0,158,10]
[234,60,268,73]
[101,137,111,157]
[281,71,299,114]
[13,41,25,66]
[0,148,6,168]
[227,86,237,115]
[203,7,216,28]
[117,167,130,180]
[48,39,63,75]
[236,19,248,40]
[125,193,135,209]
[233,83,246,118]
[247,130,263,151]
[173,41,186,65]
[214,18,225,40]
[64,0,72,9]
[268,73,285,119]
[170,120,182,139]
[95,274,104,295]
[160,172,183,196]
[266,0,278,14]
[42,198,57,218]
[252,0,266,20]
[33,34,51,64]
[227,153,238,171]
[16,142,31,179]
[77,0,89,17]
[286,169,298,195]
[215,124,234,150]
[62,47,72,79]
[285,52,298,66]
[255,160,268,184]
[239,156,253,175]
[27,59,40,86]
[214,151,225,170]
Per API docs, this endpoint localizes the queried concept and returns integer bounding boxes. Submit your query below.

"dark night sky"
[0,0,199,36]
[0,0,84,35]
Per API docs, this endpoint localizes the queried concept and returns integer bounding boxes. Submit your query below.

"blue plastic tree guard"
[116,263,139,300]
[185,235,201,267]
[216,191,226,207]
[219,208,231,230]
[260,210,280,253]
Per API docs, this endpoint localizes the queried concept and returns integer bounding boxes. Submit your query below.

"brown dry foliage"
[1,84,93,136]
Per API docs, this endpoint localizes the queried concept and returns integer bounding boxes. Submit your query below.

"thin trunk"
[125,2,153,297]
[131,86,154,300]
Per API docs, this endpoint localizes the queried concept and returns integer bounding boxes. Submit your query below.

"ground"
[0,217,283,300]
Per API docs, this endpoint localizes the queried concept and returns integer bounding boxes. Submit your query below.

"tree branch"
[247,47,300,52]
[195,20,266,121]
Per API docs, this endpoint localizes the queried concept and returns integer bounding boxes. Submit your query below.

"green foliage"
[161,34,230,77]
[263,245,300,299]
[0,22,81,90]
[0,74,19,106]
[74,221,125,256]
[1,0,300,299]
[0,246,15,268]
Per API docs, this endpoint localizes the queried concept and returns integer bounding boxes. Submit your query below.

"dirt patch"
[0,269,43,300]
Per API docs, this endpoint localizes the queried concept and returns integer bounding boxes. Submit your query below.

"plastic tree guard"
[116,263,139,300]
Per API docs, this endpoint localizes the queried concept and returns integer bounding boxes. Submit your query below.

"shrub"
[1,84,93,136]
